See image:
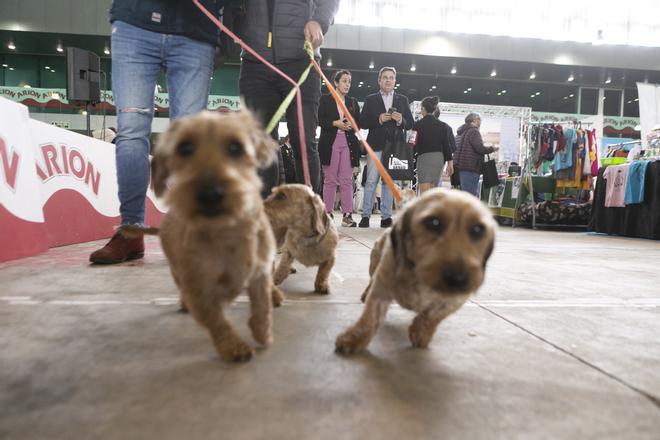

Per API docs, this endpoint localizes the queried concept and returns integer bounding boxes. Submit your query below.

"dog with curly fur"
[335,188,496,354]
[264,184,339,294]
[150,110,284,362]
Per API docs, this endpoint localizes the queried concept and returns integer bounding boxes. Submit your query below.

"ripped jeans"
[111,20,214,224]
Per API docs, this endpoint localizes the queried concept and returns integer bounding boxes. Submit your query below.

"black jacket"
[317,94,361,167]
[412,115,453,160]
[239,0,340,64]
[110,0,222,46]
[359,92,414,151]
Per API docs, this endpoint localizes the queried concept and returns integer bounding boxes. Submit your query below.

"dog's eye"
[177,141,195,157]
[227,142,244,158]
[423,216,445,234]
[275,192,287,200]
[469,223,485,240]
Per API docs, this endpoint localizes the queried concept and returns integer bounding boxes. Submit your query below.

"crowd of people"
[90,0,498,264]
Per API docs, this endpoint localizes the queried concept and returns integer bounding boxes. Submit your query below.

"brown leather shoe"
[89,230,145,264]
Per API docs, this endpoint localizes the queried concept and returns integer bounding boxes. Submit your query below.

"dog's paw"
[218,340,254,363]
[249,316,273,347]
[408,320,433,348]
[271,286,285,308]
[314,284,330,295]
[335,330,367,355]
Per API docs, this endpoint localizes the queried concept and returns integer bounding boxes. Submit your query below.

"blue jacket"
[110,0,222,46]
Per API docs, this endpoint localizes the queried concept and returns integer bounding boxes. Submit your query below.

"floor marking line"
[472,300,660,410]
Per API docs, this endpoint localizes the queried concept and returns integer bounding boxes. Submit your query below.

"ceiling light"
[326,58,332,67]
[529,71,536,80]
[450,66,457,75]
[627,100,632,104]
[501,90,507,94]
[410,64,416,72]
[431,85,437,89]
[56,42,63,53]
[8,39,16,50]
[103,45,110,55]
[563,97,568,100]
[530,94,535,98]
[567,73,575,82]
[463,90,468,94]
[497,92,502,96]
[467,87,472,91]
[396,83,400,87]
[1,63,7,68]
[9,67,15,71]
[45,66,50,70]
[605,75,612,84]
[490,68,497,77]
[535,92,540,96]
[569,94,574,97]
[634,98,639,102]
[368,61,374,69]
[50,69,55,73]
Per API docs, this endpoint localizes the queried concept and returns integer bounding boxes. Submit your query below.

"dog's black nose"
[196,184,225,216]
[442,268,469,290]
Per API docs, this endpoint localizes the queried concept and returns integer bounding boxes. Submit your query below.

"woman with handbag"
[453,113,499,197]
[318,69,362,227]
[412,96,454,193]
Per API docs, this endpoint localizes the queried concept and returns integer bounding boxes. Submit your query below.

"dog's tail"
[119,225,160,238]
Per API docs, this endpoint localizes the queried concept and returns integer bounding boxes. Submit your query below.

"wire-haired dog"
[264,184,339,294]
[150,110,283,362]
[335,188,496,354]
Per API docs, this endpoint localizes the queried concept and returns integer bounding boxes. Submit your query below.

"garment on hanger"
[603,163,630,207]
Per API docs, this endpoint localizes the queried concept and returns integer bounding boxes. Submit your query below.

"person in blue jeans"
[453,113,499,198]
[358,67,414,228]
[90,0,220,264]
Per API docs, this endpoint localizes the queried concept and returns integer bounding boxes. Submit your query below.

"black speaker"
[66,47,100,103]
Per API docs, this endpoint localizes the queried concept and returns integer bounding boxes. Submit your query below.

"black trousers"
[239,58,321,197]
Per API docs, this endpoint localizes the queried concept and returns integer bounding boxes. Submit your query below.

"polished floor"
[1,219,660,439]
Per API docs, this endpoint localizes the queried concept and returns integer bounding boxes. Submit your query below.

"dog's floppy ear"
[239,107,278,167]
[390,205,415,271]
[482,237,494,269]
[309,192,328,236]
[150,126,177,197]
[150,153,169,197]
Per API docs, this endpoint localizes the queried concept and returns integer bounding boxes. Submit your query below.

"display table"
[590,162,660,239]
[482,176,556,222]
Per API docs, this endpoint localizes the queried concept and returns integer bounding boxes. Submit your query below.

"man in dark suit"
[358,66,414,228]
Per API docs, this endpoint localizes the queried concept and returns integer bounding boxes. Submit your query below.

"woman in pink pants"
[318,70,362,227]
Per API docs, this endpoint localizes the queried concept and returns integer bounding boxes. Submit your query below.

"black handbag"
[381,131,414,181]
[482,154,499,189]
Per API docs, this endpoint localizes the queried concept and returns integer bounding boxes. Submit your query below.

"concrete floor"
[1,219,660,439]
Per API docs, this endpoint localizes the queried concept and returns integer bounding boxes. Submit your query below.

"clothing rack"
[517,120,594,229]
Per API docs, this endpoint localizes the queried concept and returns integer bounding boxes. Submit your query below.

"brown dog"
[264,184,339,294]
[335,188,496,354]
[151,110,283,362]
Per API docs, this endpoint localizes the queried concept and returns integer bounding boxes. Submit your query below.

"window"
[579,88,599,115]
[603,90,622,117]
